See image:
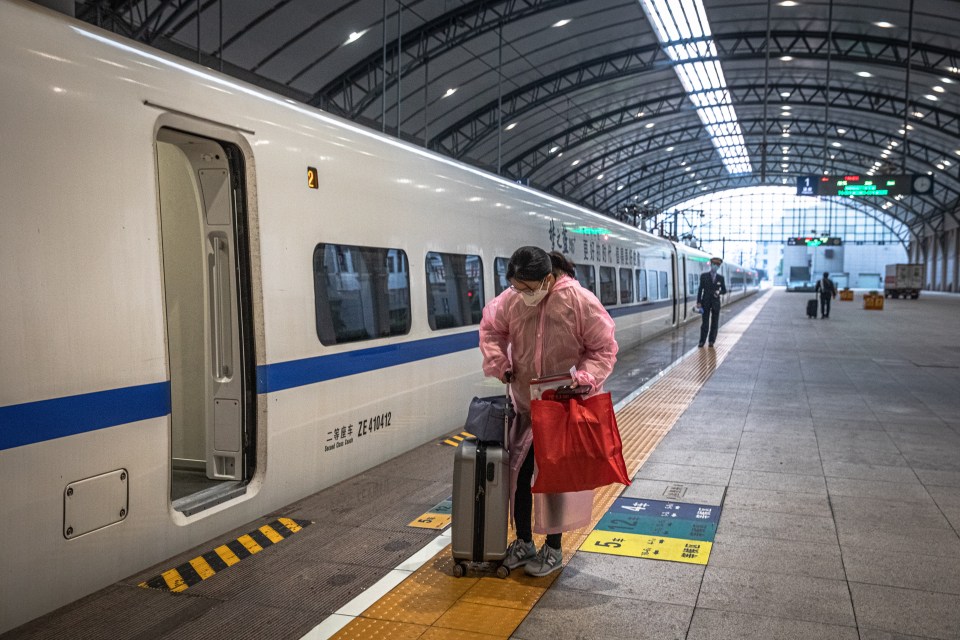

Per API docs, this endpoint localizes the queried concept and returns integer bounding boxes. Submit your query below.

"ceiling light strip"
[639,0,752,175]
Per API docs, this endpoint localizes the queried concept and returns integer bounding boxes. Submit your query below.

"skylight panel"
[639,0,752,174]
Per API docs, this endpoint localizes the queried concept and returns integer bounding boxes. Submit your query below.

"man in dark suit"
[815,271,837,318]
[696,257,727,347]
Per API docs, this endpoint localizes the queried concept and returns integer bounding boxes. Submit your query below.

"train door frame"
[671,252,679,325]
[154,118,259,515]
[681,255,688,321]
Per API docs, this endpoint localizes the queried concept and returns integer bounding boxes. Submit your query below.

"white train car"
[0,1,757,632]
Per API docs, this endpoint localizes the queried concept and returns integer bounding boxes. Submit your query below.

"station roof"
[78,0,960,237]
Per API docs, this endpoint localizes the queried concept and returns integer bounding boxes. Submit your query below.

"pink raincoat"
[479,274,618,534]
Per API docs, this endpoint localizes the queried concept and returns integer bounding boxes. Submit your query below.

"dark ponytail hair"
[506,246,551,281]
[548,251,576,278]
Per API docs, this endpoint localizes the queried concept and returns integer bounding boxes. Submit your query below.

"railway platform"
[6,288,960,640]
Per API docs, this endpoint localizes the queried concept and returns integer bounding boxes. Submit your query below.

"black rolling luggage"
[451,390,512,578]
[807,299,818,318]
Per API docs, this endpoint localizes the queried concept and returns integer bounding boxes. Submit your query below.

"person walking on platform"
[696,256,727,347]
[815,271,837,318]
[479,246,618,577]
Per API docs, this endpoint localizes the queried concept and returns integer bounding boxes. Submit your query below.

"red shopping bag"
[529,391,631,494]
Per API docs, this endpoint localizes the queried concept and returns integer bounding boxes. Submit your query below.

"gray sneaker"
[524,543,563,577]
[502,539,537,569]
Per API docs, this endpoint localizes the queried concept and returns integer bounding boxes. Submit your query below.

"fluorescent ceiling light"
[933,86,945,93]
[505,122,517,130]
[571,159,580,166]
[779,1,798,6]
[666,146,675,151]
[942,78,955,84]
[638,0,751,174]
[442,88,457,98]
[780,91,791,97]
[780,55,793,62]
[645,122,655,128]
[344,30,367,45]
[831,142,842,147]
[856,71,873,78]
[617,185,625,191]
[549,146,560,153]
[874,21,894,28]
[553,19,572,27]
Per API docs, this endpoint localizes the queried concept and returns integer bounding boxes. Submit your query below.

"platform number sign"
[307,166,319,189]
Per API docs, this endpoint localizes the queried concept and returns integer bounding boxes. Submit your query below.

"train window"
[494,257,510,296]
[575,264,596,293]
[313,244,411,345]
[425,252,484,330]
[636,269,648,301]
[647,271,659,300]
[659,270,669,299]
[598,267,617,305]
[619,268,634,304]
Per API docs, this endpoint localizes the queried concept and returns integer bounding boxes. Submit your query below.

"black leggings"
[514,443,562,549]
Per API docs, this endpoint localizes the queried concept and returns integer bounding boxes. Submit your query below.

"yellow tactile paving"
[332,618,428,639]
[419,628,504,640]
[459,578,547,610]
[432,601,529,635]
[332,292,771,639]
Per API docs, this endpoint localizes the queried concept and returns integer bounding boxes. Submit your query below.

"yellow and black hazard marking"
[441,431,473,447]
[138,517,311,593]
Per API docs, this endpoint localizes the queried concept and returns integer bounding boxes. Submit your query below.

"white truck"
[884,263,924,299]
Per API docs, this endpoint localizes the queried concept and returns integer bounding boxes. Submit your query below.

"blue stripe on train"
[1,301,670,450]
[606,298,674,317]
[0,382,171,451]
[0,332,480,450]
[255,330,480,393]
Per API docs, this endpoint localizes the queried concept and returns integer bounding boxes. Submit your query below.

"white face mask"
[710,264,719,273]
[519,279,549,306]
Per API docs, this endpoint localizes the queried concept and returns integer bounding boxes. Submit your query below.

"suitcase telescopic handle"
[503,372,513,441]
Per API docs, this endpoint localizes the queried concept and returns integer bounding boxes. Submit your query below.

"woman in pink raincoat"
[479,246,618,576]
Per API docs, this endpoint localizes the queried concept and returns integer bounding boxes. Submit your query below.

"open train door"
[155,126,256,512]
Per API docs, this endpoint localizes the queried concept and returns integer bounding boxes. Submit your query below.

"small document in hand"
[529,372,574,400]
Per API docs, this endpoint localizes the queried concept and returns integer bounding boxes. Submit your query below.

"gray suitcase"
[451,438,510,577]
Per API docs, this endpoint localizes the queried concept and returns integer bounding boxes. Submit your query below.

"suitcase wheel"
[453,561,468,578]
[495,564,510,579]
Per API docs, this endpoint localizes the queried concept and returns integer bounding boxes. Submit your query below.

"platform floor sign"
[581,498,721,565]
[408,497,452,529]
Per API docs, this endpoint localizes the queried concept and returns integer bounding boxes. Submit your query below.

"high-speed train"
[0,0,758,632]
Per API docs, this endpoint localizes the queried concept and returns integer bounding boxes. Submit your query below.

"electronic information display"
[797,174,933,197]
[786,237,843,247]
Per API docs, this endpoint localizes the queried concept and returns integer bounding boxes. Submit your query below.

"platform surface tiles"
[7,289,960,640]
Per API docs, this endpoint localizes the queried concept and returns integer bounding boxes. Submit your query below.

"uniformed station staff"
[696,257,727,347]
